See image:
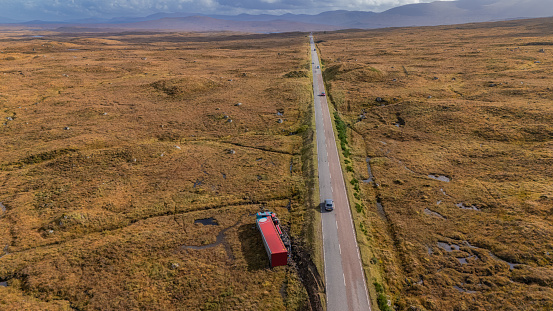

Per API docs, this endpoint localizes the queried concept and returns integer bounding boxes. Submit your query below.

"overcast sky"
[1,0,453,21]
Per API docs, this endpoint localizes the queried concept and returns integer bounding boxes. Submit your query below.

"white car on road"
[324,199,334,211]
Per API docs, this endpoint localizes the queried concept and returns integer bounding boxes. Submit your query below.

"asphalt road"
[310,35,372,311]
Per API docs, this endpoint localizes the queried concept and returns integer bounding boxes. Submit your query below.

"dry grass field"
[317,17,553,310]
[0,29,317,310]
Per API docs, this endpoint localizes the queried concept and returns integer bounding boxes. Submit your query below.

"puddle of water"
[436,200,442,205]
[0,202,5,213]
[222,173,226,179]
[456,203,480,211]
[437,242,460,252]
[424,208,446,219]
[458,255,478,265]
[489,252,519,270]
[0,281,7,287]
[453,285,476,294]
[428,174,450,182]
[427,245,433,255]
[376,201,386,219]
[67,49,80,51]
[276,110,284,116]
[396,159,416,174]
[193,179,203,188]
[362,157,374,183]
[396,115,406,126]
[194,217,218,226]
[463,242,519,270]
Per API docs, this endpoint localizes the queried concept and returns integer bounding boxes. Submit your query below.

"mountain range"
[1,0,553,32]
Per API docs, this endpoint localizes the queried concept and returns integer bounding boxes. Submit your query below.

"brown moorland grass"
[316,17,553,310]
[0,29,315,310]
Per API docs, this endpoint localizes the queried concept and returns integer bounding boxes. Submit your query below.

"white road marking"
[339,244,342,254]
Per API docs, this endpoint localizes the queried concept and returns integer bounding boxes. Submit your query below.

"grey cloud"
[215,0,431,11]
[1,0,447,21]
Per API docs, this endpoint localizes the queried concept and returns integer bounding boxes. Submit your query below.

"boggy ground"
[0,29,315,310]
[317,17,553,311]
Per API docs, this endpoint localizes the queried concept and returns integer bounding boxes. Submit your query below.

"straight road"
[310,35,372,311]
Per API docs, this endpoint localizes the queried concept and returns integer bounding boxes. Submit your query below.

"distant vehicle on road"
[324,199,334,211]
[320,92,326,96]
[316,65,320,69]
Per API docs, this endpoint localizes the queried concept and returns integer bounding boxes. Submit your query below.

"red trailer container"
[256,215,288,267]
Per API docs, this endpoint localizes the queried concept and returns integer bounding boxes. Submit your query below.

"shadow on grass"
[238,223,268,271]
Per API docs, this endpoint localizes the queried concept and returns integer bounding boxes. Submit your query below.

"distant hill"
[373,0,553,27]
[99,16,341,32]
[4,0,553,32]
[0,16,22,24]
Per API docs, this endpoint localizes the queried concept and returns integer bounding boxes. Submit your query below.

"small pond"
[424,208,445,219]
[194,218,218,226]
[453,285,476,294]
[193,179,203,188]
[456,203,480,211]
[437,242,460,252]
[457,255,478,265]
[376,201,385,219]
[489,252,519,270]
[428,174,450,182]
[362,157,374,183]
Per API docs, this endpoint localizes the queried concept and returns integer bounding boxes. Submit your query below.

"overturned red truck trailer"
[255,212,290,267]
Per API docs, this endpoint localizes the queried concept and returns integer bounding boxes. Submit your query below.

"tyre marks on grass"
[182,215,244,261]
[3,198,284,258]
[222,141,300,156]
[0,245,8,260]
